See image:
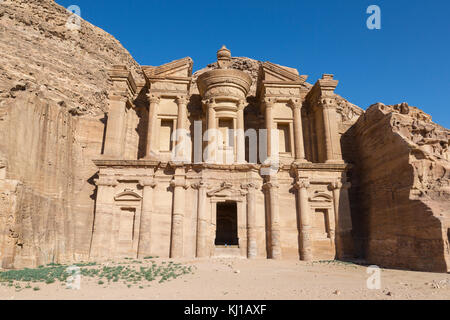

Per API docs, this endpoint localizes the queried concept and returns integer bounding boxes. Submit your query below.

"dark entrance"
[215,202,238,246]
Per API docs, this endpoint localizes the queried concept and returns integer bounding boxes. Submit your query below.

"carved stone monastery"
[90,46,354,262]
[0,0,449,273]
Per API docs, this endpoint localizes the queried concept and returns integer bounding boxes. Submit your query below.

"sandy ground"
[0,258,449,300]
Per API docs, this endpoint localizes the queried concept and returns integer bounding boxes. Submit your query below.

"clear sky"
[56,0,450,128]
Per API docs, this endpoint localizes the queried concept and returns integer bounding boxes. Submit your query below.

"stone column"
[242,183,258,258]
[104,96,128,158]
[329,179,352,260]
[137,177,156,258]
[174,95,189,162]
[264,98,276,159]
[145,94,160,159]
[90,176,117,259]
[288,99,307,162]
[206,99,217,163]
[170,170,187,258]
[321,98,343,163]
[236,100,246,163]
[193,180,208,258]
[295,178,313,261]
[263,179,281,259]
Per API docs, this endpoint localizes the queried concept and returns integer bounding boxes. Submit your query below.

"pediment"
[309,192,333,202]
[207,182,246,198]
[114,190,142,201]
[143,57,193,80]
[261,62,301,82]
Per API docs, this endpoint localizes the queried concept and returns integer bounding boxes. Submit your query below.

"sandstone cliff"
[0,0,143,268]
[351,103,450,272]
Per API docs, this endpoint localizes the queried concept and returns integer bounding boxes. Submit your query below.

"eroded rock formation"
[351,103,450,272]
[0,0,448,272]
[0,0,143,268]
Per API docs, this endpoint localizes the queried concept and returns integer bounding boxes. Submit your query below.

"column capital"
[262,181,279,190]
[109,91,131,103]
[95,176,118,187]
[329,178,351,191]
[202,98,216,108]
[237,100,248,110]
[262,97,276,108]
[175,95,189,106]
[295,178,310,190]
[139,178,157,188]
[170,179,189,189]
[287,98,302,110]
[241,182,259,191]
[147,93,161,104]
[191,180,208,190]
[319,97,336,109]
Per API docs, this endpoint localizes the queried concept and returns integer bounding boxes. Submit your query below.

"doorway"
[215,202,238,246]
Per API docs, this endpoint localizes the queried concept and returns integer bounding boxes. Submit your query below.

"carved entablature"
[197,69,252,101]
[143,57,193,98]
[95,176,118,187]
[107,65,137,104]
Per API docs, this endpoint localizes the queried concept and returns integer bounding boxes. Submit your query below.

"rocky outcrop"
[0,0,143,268]
[351,102,450,272]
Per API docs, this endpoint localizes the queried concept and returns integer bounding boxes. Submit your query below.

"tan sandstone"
[0,0,448,274]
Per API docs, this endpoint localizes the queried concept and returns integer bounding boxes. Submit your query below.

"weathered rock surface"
[0,0,142,268]
[0,0,448,273]
[351,102,450,272]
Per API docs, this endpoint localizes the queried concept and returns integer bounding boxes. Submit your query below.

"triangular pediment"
[142,57,193,79]
[261,62,301,82]
[207,182,246,198]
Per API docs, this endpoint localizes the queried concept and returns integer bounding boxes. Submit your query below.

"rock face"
[351,103,450,272]
[0,1,448,273]
[0,0,142,268]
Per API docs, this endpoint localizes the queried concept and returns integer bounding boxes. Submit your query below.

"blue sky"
[56,0,450,128]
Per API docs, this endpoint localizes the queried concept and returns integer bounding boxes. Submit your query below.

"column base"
[293,159,311,165]
[325,159,345,164]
